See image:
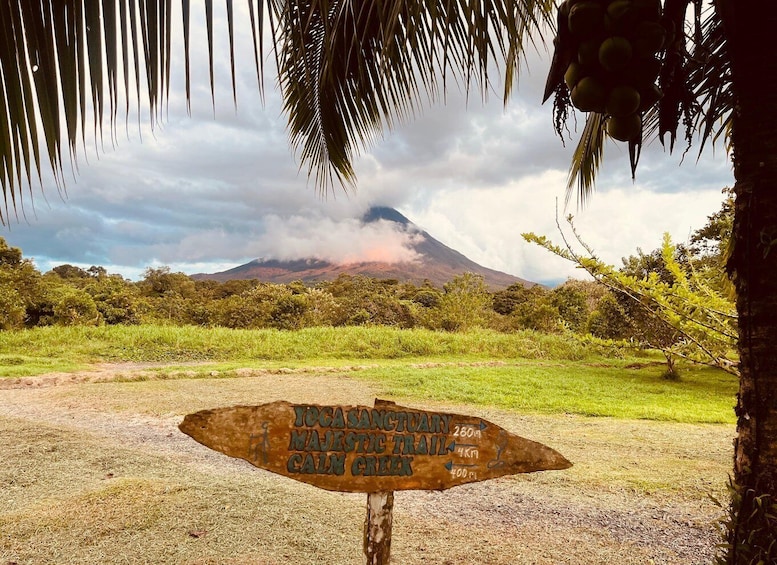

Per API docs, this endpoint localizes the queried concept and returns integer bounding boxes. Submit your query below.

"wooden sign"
[179,400,571,493]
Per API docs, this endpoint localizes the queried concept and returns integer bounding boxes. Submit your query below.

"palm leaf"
[182,0,192,114]
[274,0,554,194]
[205,0,215,109]
[686,3,732,154]
[0,0,555,217]
[0,1,268,225]
[566,112,606,208]
[641,0,730,156]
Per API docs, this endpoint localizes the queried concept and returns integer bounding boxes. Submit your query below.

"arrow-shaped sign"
[179,400,571,493]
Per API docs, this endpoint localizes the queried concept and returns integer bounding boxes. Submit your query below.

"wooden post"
[364,491,394,565]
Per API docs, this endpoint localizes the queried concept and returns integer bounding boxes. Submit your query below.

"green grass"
[0,324,738,424]
[357,362,737,424]
[0,324,620,374]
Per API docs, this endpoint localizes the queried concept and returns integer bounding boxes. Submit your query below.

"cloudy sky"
[2,4,733,286]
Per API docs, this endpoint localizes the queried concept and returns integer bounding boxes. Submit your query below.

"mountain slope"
[193,207,536,289]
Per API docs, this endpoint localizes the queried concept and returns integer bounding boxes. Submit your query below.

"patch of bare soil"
[0,365,731,564]
[0,363,383,390]
[0,362,184,389]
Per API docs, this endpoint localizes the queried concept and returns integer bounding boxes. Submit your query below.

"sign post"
[363,400,397,565]
[180,398,571,564]
[364,490,393,565]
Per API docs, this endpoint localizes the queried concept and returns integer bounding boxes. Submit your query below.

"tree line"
[0,244,597,334]
[0,196,734,378]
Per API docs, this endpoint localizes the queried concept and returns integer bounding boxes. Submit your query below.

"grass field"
[0,325,623,370]
[0,325,737,425]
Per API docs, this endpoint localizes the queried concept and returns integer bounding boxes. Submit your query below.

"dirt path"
[0,365,731,564]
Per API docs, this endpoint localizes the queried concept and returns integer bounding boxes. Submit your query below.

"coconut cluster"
[557,0,671,142]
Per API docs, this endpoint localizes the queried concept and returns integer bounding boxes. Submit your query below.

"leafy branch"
[523,215,738,376]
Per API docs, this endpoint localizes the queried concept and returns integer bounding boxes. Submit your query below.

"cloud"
[405,172,729,285]
[112,213,422,265]
[255,215,424,264]
[0,4,735,287]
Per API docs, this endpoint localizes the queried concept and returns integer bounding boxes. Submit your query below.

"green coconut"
[599,36,633,72]
[564,62,584,90]
[606,85,641,117]
[571,76,607,113]
[607,113,642,142]
[605,0,640,33]
[568,1,605,38]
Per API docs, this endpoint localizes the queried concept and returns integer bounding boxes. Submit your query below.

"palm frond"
[566,112,606,207]
[1,1,556,214]
[274,0,554,194]
[0,1,267,225]
[685,3,732,155]
[642,0,731,155]
[558,1,732,200]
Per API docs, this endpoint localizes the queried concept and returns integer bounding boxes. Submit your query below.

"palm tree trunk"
[718,1,777,560]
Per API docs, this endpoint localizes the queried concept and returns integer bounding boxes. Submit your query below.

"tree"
[688,188,735,298]
[210,292,273,329]
[526,221,738,375]
[509,294,560,333]
[322,274,415,327]
[139,267,197,298]
[51,264,90,279]
[492,283,533,316]
[550,280,594,333]
[690,188,734,261]
[85,274,145,325]
[48,286,101,326]
[587,291,632,340]
[432,273,493,331]
[0,241,26,304]
[492,283,563,333]
[0,238,45,327]
[1,1,775,559]
[0,284,25,330]
[616,242,692,373]
[0,238,23,266]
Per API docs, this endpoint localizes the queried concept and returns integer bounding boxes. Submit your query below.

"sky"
[1,4,734,287]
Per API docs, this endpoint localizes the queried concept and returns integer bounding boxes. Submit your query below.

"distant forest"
[0,235,689,348]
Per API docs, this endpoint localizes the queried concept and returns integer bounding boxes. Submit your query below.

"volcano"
[193,207,536,289]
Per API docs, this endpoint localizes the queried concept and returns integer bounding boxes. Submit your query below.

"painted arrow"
[179,400,571,493]
[444,461,477,471]
[450,442,477,449]
[457,421,488,431]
